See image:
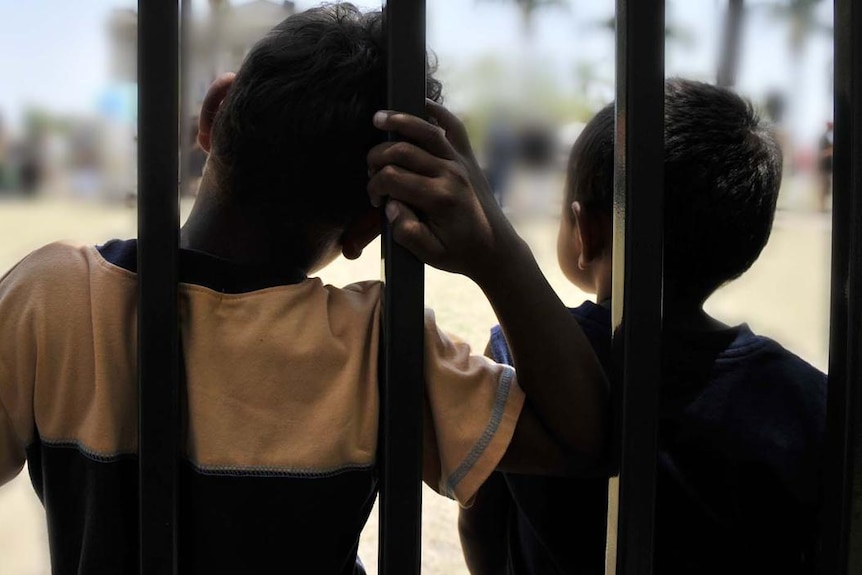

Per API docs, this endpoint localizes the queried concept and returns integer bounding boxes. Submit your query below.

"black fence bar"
[180,0,192,201]
[137,0,180,573]
[378,0,426,574]
[606,0,665,574]
[820,0,862,572]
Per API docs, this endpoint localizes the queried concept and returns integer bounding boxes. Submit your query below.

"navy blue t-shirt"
[489,301,826,575]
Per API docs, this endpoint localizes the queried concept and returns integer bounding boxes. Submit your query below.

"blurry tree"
[479,0,572,116]
[754,0,831,142]
[24,109,72,136]
[452,53,593,142]
[573,59,612,108]
[482,0,568,40]
[592,8,696,50]
[758,0,831,62]
[717,0,745,87]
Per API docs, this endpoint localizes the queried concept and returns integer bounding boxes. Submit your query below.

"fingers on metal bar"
[378,1,427,574]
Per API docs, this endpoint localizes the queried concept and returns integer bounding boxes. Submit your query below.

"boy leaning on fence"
[372,79,826,574]
[0,5,609,574]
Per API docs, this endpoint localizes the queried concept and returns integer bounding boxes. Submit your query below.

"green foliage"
[480,0,567,12]
[447,53,598,151]
[479,0,569,35]
[23,109,73,136]
[755,0,832,52]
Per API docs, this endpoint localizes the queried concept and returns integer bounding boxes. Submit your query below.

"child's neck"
[664,305,730,333]
[182,201,273,265]
[180,186,316,272]
[591,257,614,305]
[594,273,729,333]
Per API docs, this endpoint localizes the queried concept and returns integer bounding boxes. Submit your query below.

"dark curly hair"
[209,3,442,227]
[566,78,783,304]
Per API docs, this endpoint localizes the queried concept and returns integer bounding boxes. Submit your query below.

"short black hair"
[565,78,783,303]
[209,3,442,226]
[565,102,615,213]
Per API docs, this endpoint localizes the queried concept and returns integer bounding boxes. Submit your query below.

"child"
[0,5,606,574]
[391,80,824,574]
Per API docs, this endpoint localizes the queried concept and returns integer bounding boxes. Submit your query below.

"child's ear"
[197,73,236,153]
[341,207,382,260]
[573,201,609,269]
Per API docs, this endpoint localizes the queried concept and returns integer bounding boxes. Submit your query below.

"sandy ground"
[0,190,831,574]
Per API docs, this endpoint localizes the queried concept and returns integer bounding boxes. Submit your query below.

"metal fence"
[135,1,861,574]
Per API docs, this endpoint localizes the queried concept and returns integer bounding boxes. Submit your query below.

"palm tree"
[591,12,696,51]
[483,0,568,40]
[480,0,569,107]
[717,0,745,87]
[756,0,831,144]
[759,0,830,63]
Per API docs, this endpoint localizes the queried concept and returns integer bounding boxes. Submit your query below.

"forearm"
[458,474,511,575]
[476,239,609,460]
[366,105,608,458]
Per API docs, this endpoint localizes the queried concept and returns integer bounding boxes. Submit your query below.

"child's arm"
[0,259,35,487]
[367,102,609,464]
[456,341,517,575]
[458,472,511,575]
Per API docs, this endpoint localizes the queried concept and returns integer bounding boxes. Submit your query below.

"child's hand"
[369,103,608,463]
[367,101,524,283]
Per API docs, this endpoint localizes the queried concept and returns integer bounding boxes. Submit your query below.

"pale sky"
[0,0,834,145]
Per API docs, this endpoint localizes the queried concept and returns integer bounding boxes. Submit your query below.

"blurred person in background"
[817,120,833,212]
[0,113,7,191]
[516,120,557,217]
[185,115,207,197]
[484,113,517,209]
[17,134,44,197]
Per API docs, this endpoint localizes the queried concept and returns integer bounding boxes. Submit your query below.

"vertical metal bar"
[820,0,862,572]
[137,0,180,573]
[378,0,426,574]
[606,1,665,574]
[180,0,192,202]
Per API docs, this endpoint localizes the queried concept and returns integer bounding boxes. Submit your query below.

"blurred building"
[109,0,297,108]
[98,0,296,202]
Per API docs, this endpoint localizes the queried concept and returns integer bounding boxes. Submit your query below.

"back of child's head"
[209,3,442,228]
[565,78,782,304]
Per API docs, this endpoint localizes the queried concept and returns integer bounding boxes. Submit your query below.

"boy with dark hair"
[0,5,608,574]
[376,79,826,574]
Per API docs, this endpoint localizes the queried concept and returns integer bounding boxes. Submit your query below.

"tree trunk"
[717,0,745,87]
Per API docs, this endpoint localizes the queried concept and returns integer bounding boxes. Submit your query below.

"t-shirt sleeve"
[0,398,25,486]
[488,324,512,366]
[0,257,38,486]
[422,310,525,506]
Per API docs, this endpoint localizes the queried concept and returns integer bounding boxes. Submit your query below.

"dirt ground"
[0,192,831,574]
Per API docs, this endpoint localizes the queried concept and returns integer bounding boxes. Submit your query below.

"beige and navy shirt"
[0,240,524,574]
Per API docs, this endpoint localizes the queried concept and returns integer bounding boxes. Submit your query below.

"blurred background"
[0,1,835,573]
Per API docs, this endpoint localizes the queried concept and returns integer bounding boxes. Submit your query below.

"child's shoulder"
[489,300,611,366]
[324,279,382,305]
[663,326,825,504]
[672,325,825,416]
[716,326,826,396]
[673,325,826,457]
[333,279,382,296]
[1,241,95,297]
[319,279,383,321]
